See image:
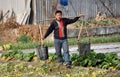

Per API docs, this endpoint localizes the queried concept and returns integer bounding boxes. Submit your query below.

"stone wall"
[67,25,120,38]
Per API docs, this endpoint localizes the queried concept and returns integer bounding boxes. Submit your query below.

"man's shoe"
[66,64,71,68]
[65,62,71,68]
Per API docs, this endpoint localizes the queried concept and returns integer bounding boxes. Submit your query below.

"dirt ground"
[0,18,51,42]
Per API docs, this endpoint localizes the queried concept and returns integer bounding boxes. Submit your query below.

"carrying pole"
[77,17,90,43]
[38,25,44,45]
[77,17,84,41]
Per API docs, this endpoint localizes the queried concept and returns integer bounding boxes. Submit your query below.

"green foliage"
[2,49,35,62]
[68,38,78,45]
[99,20,109,26]
[98,19,118,26]
[95,53,105,63]
[78,34,120,44]
[14,53,23,60]
[17,35,31,43]
[76,18,119,28]
[11,41,39,49]
[23,52,35,61]
[75,19,91,28]
[71,54,83,66]
[1,52,10,58]
[116,64,120,70]
[68,34,120,45]
[2,49,24,59]
[44,41,54,47]
[71,51,120,70]
[49,53,57,61]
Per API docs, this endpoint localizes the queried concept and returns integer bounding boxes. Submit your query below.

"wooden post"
[33,0,37,25]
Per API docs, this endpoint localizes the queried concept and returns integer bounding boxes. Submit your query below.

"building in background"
[0,0,120,25]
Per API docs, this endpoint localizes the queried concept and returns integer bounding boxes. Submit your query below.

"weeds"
[75,18,119,28]
[17,35,31,43]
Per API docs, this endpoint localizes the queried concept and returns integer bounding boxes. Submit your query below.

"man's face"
[55,13,62,20]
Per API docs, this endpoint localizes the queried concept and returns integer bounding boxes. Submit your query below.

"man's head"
[55,10,62,20]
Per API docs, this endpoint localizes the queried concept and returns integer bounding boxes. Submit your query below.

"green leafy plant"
[71,51,120,70]
[49,53,57,61]
[17,35,31,43]
[1,49,35,62]
[23,52,35,61]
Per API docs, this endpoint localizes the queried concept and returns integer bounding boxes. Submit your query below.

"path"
[0,42,120,57]
[21,42,120,56]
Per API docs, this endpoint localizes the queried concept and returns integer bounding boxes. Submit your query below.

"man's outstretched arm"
[66,14,85,24]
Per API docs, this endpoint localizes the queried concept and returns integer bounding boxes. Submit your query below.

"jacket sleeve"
[43,22,54,39]
[66,17,80,24]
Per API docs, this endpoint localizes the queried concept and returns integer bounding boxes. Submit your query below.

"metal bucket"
[78,42,91,55]
[36,45,48,60]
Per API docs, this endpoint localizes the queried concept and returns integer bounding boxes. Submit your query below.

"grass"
[10,41,39,50]
[91,35,120,43]
[68,34,120,45]
[1,34,120,50]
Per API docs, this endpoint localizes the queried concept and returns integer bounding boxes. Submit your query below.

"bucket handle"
[77,17,90,43]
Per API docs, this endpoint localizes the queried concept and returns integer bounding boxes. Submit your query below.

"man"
[43,10,85,67]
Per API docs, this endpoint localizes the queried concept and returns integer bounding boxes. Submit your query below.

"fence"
[0,0,120,25]
[36,0,120,25]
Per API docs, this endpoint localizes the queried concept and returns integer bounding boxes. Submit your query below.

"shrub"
[17,35,31,43]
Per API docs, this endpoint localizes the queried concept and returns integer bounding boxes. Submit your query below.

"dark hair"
[55,10,62,15]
